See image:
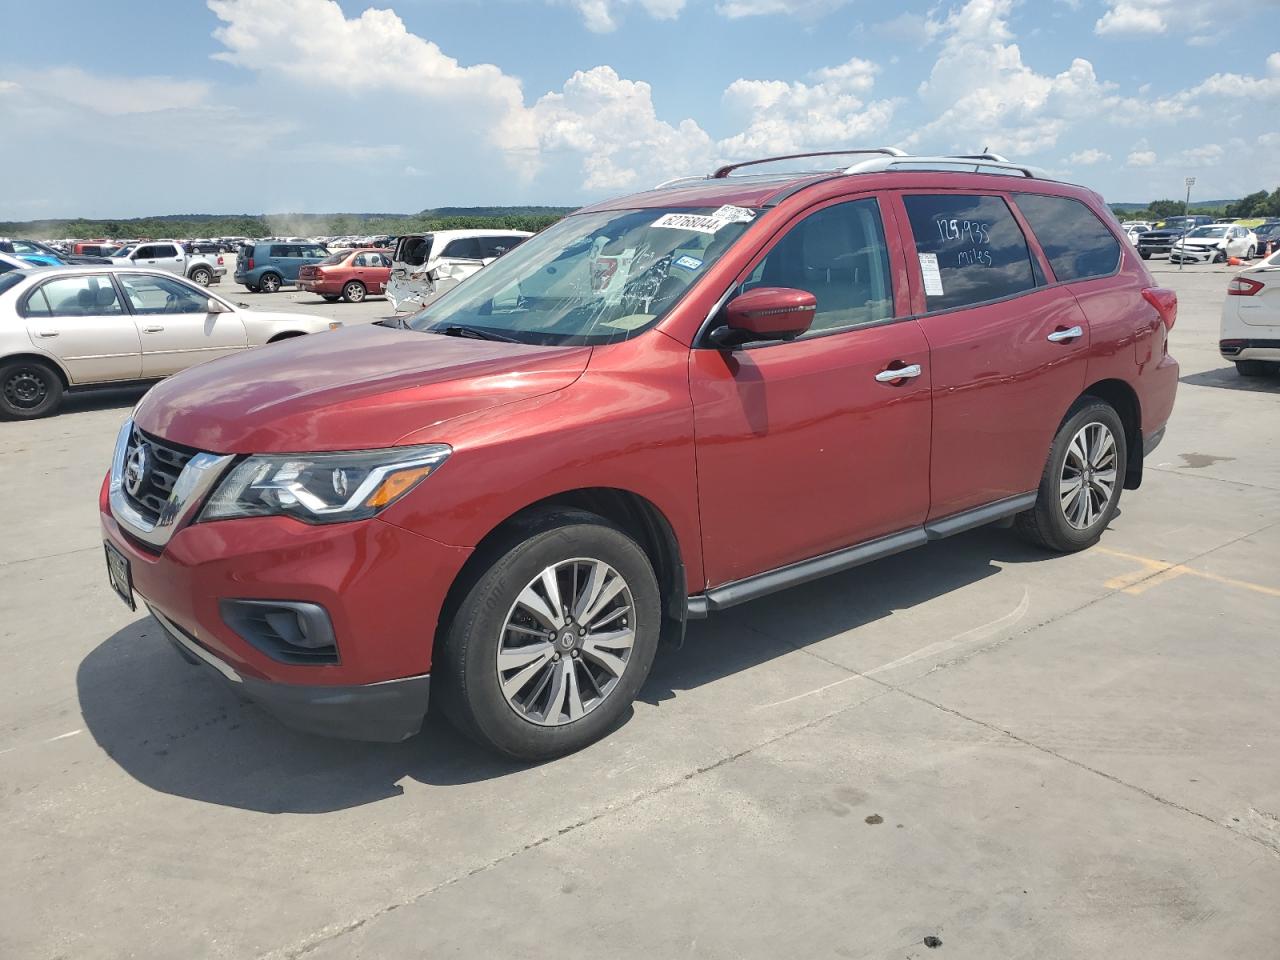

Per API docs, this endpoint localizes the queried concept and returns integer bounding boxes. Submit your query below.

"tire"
[341,280,367,303]
[322,294,340,303]
[436,509,661,760]
[1016,398,1127,553]
[1213,250,1227,264]
[1246,246,1257,260]
[1236,359,1271,378]
[244,284,260,294]
[189,267,212,286]
[0,359,64,420]
[1139,250,1151,260]
[259,273,282,294]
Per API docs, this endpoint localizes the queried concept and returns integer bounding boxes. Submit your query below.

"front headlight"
[200,444,451,524]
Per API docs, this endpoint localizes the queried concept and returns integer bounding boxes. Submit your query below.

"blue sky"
[1,0,1277,219]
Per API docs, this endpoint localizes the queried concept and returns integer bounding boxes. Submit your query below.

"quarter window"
[902,194,1038,311]
[737,198,894,335]
[1014,194,1121,282]
[28,275,123,317]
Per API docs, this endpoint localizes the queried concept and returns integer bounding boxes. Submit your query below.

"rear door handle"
[142,325,164,333]
[1047,325,1083,343]
[875,363,922,383]
[36,329,60,338]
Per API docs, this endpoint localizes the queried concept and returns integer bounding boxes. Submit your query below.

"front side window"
[903,194,1037,311]
[407,207,754,346]
[28,275,123,317]
[1014,194,1121,282]
[735,198,894,335]
[118,274,209,314]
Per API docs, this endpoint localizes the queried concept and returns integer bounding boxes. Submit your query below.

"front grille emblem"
[124,441,153,498]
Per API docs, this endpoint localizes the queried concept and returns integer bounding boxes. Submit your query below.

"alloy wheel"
[3,367,49,410]
[1059,421,1118,530]
[345,282,365,302]
[497,558,636,727]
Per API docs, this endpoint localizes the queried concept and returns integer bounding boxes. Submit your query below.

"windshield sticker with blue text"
[935,217,993,268]
[674,255,704,271]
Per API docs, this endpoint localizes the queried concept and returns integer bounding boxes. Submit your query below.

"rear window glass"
[903,194,1038,311]
[320,250,352,265]
[1014,194,1121,281]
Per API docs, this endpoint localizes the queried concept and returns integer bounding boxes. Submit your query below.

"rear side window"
[442,237,483,259]
[1014,194,1121,282]
[26,275,123,317]
[902,194,1038,312]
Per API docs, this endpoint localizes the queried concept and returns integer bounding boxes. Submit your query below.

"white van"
[386,229,531,313]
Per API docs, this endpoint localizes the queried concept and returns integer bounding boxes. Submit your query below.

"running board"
[685,492,1036,618]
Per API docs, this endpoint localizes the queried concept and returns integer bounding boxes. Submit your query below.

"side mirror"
[710,287,817,348]
[207,298,232,314]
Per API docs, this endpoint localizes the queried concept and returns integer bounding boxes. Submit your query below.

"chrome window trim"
[108,419,234,548]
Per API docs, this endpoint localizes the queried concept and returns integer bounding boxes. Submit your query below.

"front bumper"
[153,603,431,741]
[100,462,472,741]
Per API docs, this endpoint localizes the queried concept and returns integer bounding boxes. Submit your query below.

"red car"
[298,247,392,303]
[100,150,1178,759]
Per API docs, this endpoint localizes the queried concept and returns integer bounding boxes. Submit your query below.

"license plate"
[104,541,136,611]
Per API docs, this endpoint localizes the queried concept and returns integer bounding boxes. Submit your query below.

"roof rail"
[711,148,907,179]
[843,154,1043,178]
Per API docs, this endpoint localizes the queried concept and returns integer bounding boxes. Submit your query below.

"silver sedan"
[0,267,339,419]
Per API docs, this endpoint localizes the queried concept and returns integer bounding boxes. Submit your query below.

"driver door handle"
[142,325,164,333]
[875,363,922,382]
[1047,325,1083,343]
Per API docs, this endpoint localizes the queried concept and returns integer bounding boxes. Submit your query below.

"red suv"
[100,150,1178,759]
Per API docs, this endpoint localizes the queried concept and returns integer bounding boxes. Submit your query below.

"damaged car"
[386,229,531,313]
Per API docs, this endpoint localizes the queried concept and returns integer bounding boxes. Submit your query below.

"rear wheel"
[342,280,367,303]
[189,267,212,286]
[436,509,661,760]
[322,294,340,303]
[1016,399,1126,553]
[244,284,260,294]
[259,272,282,294]
[0,359,64,420]
[1246,245,1257,260]
[1236,359,1272,378]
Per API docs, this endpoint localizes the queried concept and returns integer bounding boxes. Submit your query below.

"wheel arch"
[434,487,689,669]
[1080,378,1143,490]
[0,351,71,389]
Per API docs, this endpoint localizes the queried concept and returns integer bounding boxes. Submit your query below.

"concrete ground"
[2,260,1278,959]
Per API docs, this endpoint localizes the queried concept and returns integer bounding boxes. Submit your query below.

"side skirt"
[685,492,1037,618]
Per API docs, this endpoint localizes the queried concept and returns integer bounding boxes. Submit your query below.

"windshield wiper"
[433,324,519,343]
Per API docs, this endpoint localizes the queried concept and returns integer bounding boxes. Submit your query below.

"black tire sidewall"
[442,518,661,760]
[1035,401,1128,550]
[0,360,63,419]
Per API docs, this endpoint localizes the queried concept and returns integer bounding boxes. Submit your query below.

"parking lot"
[2,263,1278,958]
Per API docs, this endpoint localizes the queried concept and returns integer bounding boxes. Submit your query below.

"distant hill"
[1110,199,1236,212]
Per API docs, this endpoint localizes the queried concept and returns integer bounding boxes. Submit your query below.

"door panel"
[22,275,141,383]
[117,274,247,377]
[690,195,932,588]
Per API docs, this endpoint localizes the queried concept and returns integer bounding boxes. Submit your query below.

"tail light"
[1228,276,1265,297]
[247,258,255,270]
[1142,287,1178,331]
[217,255,224,265]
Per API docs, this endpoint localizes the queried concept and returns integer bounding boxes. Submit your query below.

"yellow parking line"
[1097,546,1280,598]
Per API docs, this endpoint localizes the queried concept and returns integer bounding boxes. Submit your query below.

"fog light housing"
[219,599,339,664]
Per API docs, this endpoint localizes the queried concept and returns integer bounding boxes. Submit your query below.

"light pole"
[1180,176,1196,271]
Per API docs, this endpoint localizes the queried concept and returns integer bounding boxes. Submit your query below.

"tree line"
[1113,187,1280,222]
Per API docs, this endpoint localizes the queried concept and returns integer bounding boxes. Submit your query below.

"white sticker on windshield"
[710,204,756,224]
[918,253,944,297]
[674,255,704,271]
[651,213,727,235]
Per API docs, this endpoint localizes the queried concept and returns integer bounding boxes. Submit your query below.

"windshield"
[112,245,135,258]
[405,207,755,346]
[1188,226,1228,238]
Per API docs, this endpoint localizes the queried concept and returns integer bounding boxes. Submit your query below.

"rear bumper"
[153,603,431,742]
[1221,338,1280,361]
[298,279,342,294]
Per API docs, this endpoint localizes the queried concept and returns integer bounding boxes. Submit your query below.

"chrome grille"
[123,427,200,523]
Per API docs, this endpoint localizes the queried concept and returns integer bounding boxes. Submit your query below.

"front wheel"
[1139,250,1151,260]
[436,510,661,760]
[189,267,212,286]
[0,359,64,420]
[1213,249,1227,263]
[342,280,367,303]
[1016,399,1127,553]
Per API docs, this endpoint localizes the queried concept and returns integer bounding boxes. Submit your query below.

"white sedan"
[1220,248,1280,378]
[0,266,339,418]
[1170,224,1258,263]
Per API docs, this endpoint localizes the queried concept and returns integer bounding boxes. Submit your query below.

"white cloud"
[1270,52,1280,77]
[718,58,896,157]
[1179,143,1224,166]
[715,0,849,18]
[1126,150,1157,167]
[6,66,212,115]
[1067,148,1110,165]
[564,0,686,33]
[1095,2,1166,35]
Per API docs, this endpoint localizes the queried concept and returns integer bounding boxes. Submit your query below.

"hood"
[135,324,591,453]
[1174,237,1226,247]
